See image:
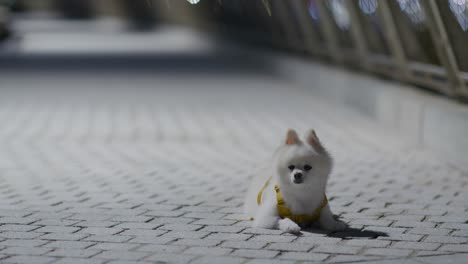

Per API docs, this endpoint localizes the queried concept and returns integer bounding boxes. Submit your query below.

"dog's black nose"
[294,173,303,180]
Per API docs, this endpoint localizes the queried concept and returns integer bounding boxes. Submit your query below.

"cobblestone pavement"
[0,60,467,264]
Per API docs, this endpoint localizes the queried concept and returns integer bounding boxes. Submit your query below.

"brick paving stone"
[42,241,95,249]
[191,256,247,264]
[414,250,452,256]
[201,225,245,233]
[136,244,187,253]
[0,239,49,247]
[2,255,58,264]
[266,242,314,252]
[145,253,197,264]
[151,217,196,225]
[391,241,441,250]
[439,223,468,230]
[0,217,38,225]
[74,221,119,228]
[231,249,279,258]
[191,219,237,226]
[95,250,150,260]
[378,233,423,242]
[0,246,52,256]
[327,255,381,263]
[392,221,436,228]
[220,241,268,249]
[452,230,468,237]
[424,235,468,244]
[344,239,391,248]
[114,223,161,230]
[159,223,203,231]
[118,229,166,237]
[312,245,362,255]
[244,259,296,264]
[242,228,284,235]
[83,235,133,243]
[128,235,176,244]
[363,248,413,257]
[278,252,329,261]
[184,246,232,256]
[408,228,451,236]
[0,232,43,239]
[35,226,80,233]
[350,219,393,227]
[161,231,211,239]
[53,258,105,264]
[0,225,41,232]
[250,235,296,243]
[295,236,341,245]
[109,216,152,223]
[205,233,252,241]
[0,59,467,264]
[34,220,80,227]
[89,242,139,251]
[79,227,123,235]
[438,244,468,252]
[47,248,101,258]
[172,238,222,247]
[40,233,89,241]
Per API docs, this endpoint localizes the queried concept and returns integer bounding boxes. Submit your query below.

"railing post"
[315,0,342,64]
[377,0,409,80]
[345,0,370,71]
[420,0,465,97]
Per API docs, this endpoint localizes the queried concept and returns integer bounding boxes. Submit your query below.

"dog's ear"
[285,129,301,145]
[306,129,325,153]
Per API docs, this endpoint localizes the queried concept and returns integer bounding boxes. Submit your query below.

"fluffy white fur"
[244,129,346,233]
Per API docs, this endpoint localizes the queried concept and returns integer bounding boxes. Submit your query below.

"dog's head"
[274,129,332,188]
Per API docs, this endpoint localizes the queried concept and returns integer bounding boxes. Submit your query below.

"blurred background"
[0,0,467,98]
[0,0,467,165]
[1,2,468,263]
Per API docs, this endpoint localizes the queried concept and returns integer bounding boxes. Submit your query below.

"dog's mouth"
[292,178,303,184]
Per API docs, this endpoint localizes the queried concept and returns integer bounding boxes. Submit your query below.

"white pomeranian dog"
[244,129,346,233]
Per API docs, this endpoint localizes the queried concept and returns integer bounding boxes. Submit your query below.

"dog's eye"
[304,164,312,171]
[288,165,295,171]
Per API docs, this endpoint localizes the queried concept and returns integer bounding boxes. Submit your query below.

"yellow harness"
[253,176,328,224]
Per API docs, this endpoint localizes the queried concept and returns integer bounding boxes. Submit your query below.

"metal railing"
[213,0,468,101]
[2,0,467,100]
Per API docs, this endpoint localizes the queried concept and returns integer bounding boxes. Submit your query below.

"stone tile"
[312,245,361,254]
[145,253,197,264]
[266,242,313,252]
[391,241,440,251]
[95,250,150,260]
[231,249,279,258]
[47,248,101,258]
[191,256,246,264]
[424,235,468,244]
[184,246,232,256]
[363,248,413,257]
[220,241,268,250]
[278,252,329,261]
[438,244,468,252]
[2,255,57,264]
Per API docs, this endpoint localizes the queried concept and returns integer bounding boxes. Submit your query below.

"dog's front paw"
[322,219,347,232]
[278,218,301,233]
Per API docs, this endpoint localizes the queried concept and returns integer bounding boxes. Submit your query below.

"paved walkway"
[0,31,468,264]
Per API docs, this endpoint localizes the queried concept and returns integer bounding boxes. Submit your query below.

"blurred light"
[449,0,468,31]
[359,0,378,15]
[328,0,351,30]
[308,0,320,21]
[396,0,426,26]
[187,0,201,4]
[261,0,272,16]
